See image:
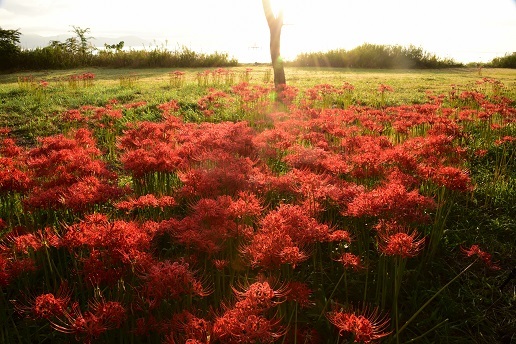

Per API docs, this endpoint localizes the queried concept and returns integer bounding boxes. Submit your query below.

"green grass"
[2,67,515,143]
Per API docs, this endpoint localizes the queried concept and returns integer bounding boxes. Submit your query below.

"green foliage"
[487,52,516,68]
[1,27,238,70]
[14,45,238,70]
[0,27,21,69]
[291,43,463,69]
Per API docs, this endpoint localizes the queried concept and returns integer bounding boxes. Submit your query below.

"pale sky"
[1,0,515,63]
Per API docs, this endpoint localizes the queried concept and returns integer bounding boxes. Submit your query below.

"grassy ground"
[1,67,515,144]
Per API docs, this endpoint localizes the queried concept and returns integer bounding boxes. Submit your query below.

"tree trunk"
[262,0,286,92]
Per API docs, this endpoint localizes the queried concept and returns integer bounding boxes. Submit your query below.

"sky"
[1,0,515,63]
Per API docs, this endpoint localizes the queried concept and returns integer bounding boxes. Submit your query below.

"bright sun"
[269,0,287,17]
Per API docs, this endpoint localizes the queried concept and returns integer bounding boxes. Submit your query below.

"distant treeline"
[2,26,515,70]
[0,26,238,70]
[14,46,239,70]
[485,52,516,68]
[290,44,464,69]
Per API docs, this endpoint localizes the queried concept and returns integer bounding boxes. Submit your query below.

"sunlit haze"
[1,0,515,63]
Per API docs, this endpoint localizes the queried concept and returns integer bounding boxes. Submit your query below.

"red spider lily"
[243,204,332,269]
[231,82,272,113]
[335,252,364,271]
[213,307,284,344]
[227,191,263,222]
[495,135,516,146]
[157,99,180,117]
[0,137,32,194]
[285,281,314,308]
[114,194,176,212]
[197,88,233,117]
[341,135,393,179]
[119,120,255,179]
[233,281,287,311]
[89,299,126,329]
[184,340,203,344]
[253,125,298,158]
[63,214,158,257]
[163,195,253,254]
[242,229,300,269]
[461,244,500,270]
[13,283,71,319]
[178,151,256,198]
[80,249,125,286]
[24,129,124,212]
[33,293,68,319]
[61,109,87,123]
[123,101,147,109]
[276,84,299,105]
[0,254,36,286]
[459,91,487,107]
[327,305,391,343]
[279,246,309,268]
[10,232,43,254]
[284,145,336,172]
[303,84,342,104]
[427,117,464,138]
[345,178,436,223]
[61,215,158,284]
[376,221,425,258]
[288,169,355,209]
[133,315,160,337]
[378,84,394,93]
[140,260,210,306]
[400,134,460,166]
[51,303,107,343]
[50,298,125,344]
[0,254,10,285]
[166,310,212,343]
[328,230,353,243]
[1,136,23,157]
[429,166,473,192]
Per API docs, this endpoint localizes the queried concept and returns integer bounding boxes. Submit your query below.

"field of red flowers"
[1,74,515,343]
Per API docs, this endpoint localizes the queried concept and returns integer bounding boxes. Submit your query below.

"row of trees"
[487,52,516,68]
[0,27,238,70]
[2,26,514,72]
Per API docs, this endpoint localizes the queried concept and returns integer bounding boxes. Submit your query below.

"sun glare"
[270,0,286,17]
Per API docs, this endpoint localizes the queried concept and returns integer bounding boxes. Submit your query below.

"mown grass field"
[0,66,515,344]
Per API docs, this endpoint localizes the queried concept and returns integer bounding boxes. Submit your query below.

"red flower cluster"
[327,305,391,343]
[244,203,349,269]
[213,281,285,343]
[24,129,124,212]
[115,194,176,212]
[0,132,32,193]
[50,299,125,344]
[461,244,500,270]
